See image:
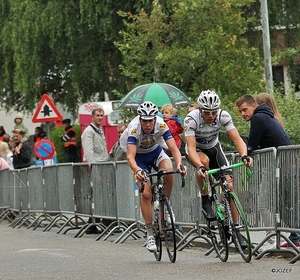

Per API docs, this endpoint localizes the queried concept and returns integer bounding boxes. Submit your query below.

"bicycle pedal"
[210,224,218,230]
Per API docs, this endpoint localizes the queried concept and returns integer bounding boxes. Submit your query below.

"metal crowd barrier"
[235,147,278,258]
[276,145,300,263]
[0,147,300,263]
[43,163,75,232]
[110,161,144,244]
[0,168,14,222]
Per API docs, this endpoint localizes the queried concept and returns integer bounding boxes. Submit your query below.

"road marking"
[16,248,73,258]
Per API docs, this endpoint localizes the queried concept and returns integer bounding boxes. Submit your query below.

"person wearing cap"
[13,113,29,140]
[120,101,187,253]
[60,118,77,162]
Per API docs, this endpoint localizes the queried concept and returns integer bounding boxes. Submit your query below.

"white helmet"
[137,101,158,119]
[197,90,221,110]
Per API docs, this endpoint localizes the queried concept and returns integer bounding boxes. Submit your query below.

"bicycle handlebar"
[139,167,186,193]
[207,162,245,175]
[207,162,252,179]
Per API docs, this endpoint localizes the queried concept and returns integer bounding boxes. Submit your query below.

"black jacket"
[248,104,292,155]
[13,141,32,169]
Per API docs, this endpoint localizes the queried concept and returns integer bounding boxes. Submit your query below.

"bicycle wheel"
[153,201,162,261]
[163,197,177,263]
[211,219,229,262]
[227,192,252,263]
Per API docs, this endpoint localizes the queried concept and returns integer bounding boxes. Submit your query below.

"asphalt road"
[0,220,299,280]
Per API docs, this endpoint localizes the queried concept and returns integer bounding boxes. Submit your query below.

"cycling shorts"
[135,145,170,173]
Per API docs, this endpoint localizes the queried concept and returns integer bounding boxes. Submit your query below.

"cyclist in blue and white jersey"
[184,90,253,248]
[120,101,187,253]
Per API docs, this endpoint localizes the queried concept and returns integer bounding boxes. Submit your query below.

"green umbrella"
[118,83,191,108]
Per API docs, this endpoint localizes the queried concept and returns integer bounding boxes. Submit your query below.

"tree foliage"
[1,0,300,122]
[116,0,265,103]
[0,0,154,114]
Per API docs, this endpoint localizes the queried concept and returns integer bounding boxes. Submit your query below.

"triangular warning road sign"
[32,94,63,123]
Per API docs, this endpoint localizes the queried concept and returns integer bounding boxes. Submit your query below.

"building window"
[272,66,284,94]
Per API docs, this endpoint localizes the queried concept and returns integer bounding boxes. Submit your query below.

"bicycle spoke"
[163,198,177,263]
[153,195,162,261]
[228,192,252,263]
[211,219,229,262]
[211,201,229,262]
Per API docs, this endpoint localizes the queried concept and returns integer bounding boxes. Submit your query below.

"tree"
[116,0,265,103]
[0,0,155,114]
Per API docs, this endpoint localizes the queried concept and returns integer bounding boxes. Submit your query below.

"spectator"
[161,104,184,157]
[0,126,6,142]
[235,94,292,156]
[0,142,13,169]
[255,92,284,127]
[2,134,13,151]
[0,157,9,170]
[13,113,29,155]
[81,108,108,163]
[60,119,77,162]
[108,123,127,161]
[188,103,199,113]
[81,107,109,234]
[254,93,300,247]
[34,126,47,143]
[235,94,299,248]
[33,126,47,160]
[12,129,32,169]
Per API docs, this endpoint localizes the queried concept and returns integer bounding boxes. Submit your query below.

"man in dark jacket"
[235,94,292,155]
[12,129,32,169]
[236,94,300,248]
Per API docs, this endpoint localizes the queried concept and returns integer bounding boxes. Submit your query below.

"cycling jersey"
[120,116,172,154]
[184,109,235,150]
[184,109,234,177]
[120,115,173,172]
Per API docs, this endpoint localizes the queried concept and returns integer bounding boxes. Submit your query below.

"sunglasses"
[202,110,218,115]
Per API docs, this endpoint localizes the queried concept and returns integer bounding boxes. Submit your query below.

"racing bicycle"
[202,162,252,263]
[140,168,185,263]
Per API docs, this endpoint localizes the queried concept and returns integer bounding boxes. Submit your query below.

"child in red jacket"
[161,104,184,156]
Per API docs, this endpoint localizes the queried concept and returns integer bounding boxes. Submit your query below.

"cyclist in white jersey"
[120,101,187,253]
[184,90,252,247]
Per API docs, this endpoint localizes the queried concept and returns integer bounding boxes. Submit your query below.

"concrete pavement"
[0,220,299,280]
